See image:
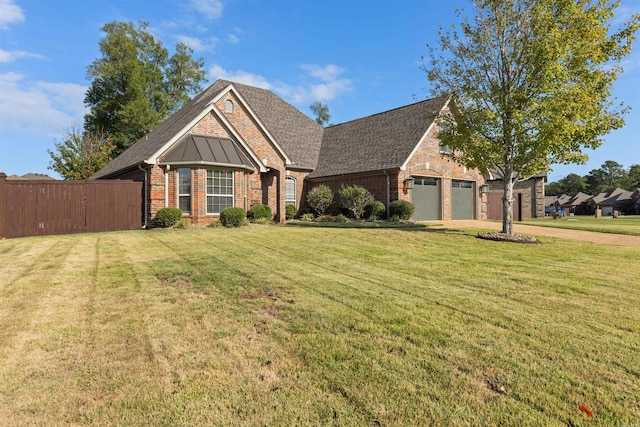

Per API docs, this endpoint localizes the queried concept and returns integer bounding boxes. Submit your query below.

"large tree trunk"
[502,175,514,235]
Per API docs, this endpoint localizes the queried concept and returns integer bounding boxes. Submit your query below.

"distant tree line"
[546,161,640,195]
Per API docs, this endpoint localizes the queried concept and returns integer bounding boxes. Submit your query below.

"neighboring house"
[588,188,634,216]
[544,194,565,215]
[485,172,546,221]
[558,192,593,215]
[94,79,488,224]
[632,189,640,213]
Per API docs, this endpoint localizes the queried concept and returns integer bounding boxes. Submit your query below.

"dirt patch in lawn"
[431,220,640,247]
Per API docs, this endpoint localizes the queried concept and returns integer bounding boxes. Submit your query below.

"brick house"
[94,79,488,224]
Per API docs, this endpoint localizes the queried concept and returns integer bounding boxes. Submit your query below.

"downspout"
[164,165,171,208]
[384,170,391,219]
[244,172,248,210]
[138,164,148,229]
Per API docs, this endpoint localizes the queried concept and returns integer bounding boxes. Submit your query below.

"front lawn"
[520,215,640,236]
[1,227,638,425]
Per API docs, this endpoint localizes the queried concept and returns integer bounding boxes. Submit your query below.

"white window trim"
[224,99,234,113]
[206,169,235,215]
[177,168,191,214]
[285,176,297,207]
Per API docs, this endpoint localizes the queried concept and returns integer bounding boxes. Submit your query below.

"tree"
[626,164,640,190]
[47,128,115,180]
[309,101,332,126]
[585,160,628,193]
[545,181,563,196]
[557,173,587,194]
[423,0,639,235]
[84,21,206,155]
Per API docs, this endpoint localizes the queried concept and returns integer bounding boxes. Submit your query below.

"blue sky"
[1,0,638,182]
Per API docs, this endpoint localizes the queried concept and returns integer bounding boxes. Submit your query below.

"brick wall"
[307,113,486,221]
[486,177,545,220]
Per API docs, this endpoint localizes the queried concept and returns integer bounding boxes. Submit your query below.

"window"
[440,145,453,154]
[285,176,296,207]
[178,168,191,213]
[207,169,234,214]
[414,177,438,186]
[452,180,473,189]
[224,99,234,113]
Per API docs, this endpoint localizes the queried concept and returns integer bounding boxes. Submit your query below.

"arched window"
[285,176,296,207]
[224,99,234,113]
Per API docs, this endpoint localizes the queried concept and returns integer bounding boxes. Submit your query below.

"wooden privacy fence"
[0,173,143,238]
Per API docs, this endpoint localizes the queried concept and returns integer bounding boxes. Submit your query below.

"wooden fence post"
[0,173,9,238]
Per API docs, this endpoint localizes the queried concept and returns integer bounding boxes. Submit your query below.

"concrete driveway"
[429,220,640,247]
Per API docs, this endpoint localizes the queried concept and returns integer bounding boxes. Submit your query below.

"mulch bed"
[477,232,541,244]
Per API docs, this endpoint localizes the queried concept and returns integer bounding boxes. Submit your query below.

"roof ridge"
[327,96,448,128]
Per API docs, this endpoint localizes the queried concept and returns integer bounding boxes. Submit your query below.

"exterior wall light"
[404,177,415,191]
[480,184,489,196]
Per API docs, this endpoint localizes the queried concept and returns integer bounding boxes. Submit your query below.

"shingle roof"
[93,79,323,179]
[308,97,449,179]
[594,188,633,206]
[561,192,593,207]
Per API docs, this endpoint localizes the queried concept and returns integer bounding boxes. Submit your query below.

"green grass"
[519,215,640,236]
[1,227,638,426]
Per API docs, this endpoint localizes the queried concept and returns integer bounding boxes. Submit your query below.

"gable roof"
[560,192,593,207]
[308,97,449,179]
[93,79,323,179]
[589,188,629,206]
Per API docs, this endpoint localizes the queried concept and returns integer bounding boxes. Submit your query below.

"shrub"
[155,207,183,228]
[334,214,348,223]
[207,221,221,228]
[365,201,386,220]
[316,214,336,222]
[389,200,415,220]
[286,204,297,220]
[220,207,246,227]
[301,213,315,222]
[174,218,190,229]
[248,204,272,220]
[553,212,562,220]
[307,185,334,215]
[339,185,374,218]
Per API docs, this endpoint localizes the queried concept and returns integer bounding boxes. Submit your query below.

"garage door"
[451,180,475,219]
[412,177,440,220]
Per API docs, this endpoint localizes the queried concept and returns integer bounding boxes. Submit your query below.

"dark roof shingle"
[308,97,449,179]
[93,79,323,178]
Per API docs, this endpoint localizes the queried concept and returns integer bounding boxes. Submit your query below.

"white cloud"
[0,0,25,29]
[189,0,223,20]
[0,49,46,63]
[0,73,87,136]
[175,35,218,52]
[227,34,239,44]
[208,63,352,105]
[300,64,345,83]
[209,65,274,89]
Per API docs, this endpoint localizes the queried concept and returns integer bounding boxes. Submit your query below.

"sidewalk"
[428,220,640,247]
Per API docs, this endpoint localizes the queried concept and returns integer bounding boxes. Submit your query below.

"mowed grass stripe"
[1,227,638,425]
[178,229,576,424]
[228,231,636,422]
